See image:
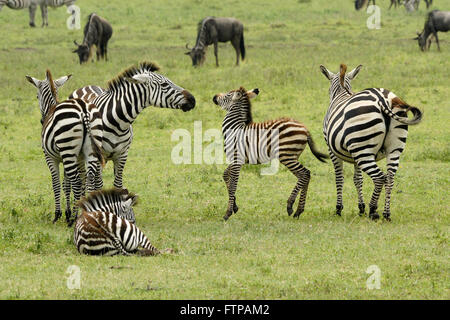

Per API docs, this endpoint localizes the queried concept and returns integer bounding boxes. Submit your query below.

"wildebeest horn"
[185,43,191,50]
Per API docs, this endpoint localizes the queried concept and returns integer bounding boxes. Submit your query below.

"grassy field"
[0,0,448,299]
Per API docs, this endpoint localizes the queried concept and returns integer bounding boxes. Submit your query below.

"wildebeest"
[389,0,402,9]
[354,0,375,11]
[414,10,450,51]
[73,13,112,64]
[185,17,245,67]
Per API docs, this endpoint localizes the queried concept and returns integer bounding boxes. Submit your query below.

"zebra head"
[126,63,196,112]
[320,64,362,100]
[213,87,259,125]
[76,188,138,224]
[25,70,72,124]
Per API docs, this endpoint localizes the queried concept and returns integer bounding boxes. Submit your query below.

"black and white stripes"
[26,70,104,225]
[213,87,328,220]
[71,61,196,190]
[320,63,422,220]
[74,189,159,256]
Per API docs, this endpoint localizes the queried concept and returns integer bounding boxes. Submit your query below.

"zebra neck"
[100,81,150,130]
[222,111,249,133]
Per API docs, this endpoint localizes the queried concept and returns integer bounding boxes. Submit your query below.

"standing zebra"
[0,0,75,27]
[74,189,165,256]
[69,85,104,102]
[69,61,196,190]
[320,64,422,220]
[213,87,328,221]
[26,70,104,225]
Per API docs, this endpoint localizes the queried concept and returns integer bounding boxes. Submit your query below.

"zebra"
[69,85,104,102]
[74,189,162,256]
[69,61,196,190]
[319,64,422,221]
[1,0,75,27]
[26,69,104,225]
[212,87,329,221]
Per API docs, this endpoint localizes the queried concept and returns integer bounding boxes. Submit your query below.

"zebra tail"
[307,135,329,163]
[386,97,423,126]
[82,111,105,168]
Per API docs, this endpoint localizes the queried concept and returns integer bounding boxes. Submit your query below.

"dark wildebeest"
[73,13,112,64]
[354,0,375,11]
[414,10,450,51]
[185,17,245,67]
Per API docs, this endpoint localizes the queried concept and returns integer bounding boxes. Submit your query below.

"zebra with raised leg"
[74,189,172,256]
[212,87,328,221]
[69,61,196,190]
[319,64,422,221]
[26,70,104,225]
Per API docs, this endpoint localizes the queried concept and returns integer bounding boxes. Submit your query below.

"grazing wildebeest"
[73,13,112,64]
[185,17,245,67]
[414,10,450,51]
[354,0,375,11]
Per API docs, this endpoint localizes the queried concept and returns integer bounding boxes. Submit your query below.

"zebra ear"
[130,194,139,206]
[319,65,333,80]
[25,75,40,88]
[54,75,72,88]
[347,65,363,80]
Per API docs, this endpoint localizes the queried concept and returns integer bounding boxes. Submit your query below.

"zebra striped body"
[74,189,159,256]
[213,87,328,220]
[320,64,422,220]
[27,70,103,225]
[69,85,104,102]
[70,62,196,190]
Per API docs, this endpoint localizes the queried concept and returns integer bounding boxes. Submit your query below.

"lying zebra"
[74,189,172,256]
[213,87,328,220]
[26,70,104,225]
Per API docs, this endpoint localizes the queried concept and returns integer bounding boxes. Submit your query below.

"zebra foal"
[213,87,328,221]
[320,64,422,220]
[26,70,104,225]
[74,189,167,256]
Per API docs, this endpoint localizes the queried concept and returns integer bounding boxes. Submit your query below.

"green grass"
[0,0,449,299]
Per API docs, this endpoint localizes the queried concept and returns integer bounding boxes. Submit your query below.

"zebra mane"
[238,87,253,125]
[46,69,59,105]
[106,61,161,91]
[76,188,138,211]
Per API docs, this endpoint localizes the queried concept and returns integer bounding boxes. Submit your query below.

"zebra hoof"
[358,203,366,216]
[369,206,379,220]
[293,211,302,219]
[223,212,232,221]
[29,23,36,28]
[52,210,62,223]
[336,204,343,216]
[287,205,293,216]
[383,213,391,222]
[233,203,239,213]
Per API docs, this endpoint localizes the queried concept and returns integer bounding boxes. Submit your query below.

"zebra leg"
[63,171,72,220]
[94,161,104,190]
[45,155,62,223]
[40,4,47,27]
[223,164,242,220]
[331,153,344,216]
[113,154,127,189]
[356,159,385,220]
[353,164,366,215]
[223,165,238,213]
[62,157,83,226]
[293,167,311,218]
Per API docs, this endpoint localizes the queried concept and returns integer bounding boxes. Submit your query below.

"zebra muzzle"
[181,90,196,112]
